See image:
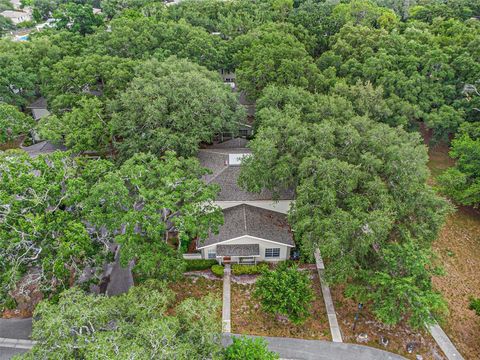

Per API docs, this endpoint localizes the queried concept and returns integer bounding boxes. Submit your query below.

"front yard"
[231,269,331,340]
[331,285,444,360]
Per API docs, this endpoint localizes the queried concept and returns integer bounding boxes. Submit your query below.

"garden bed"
[331,285,445,360]
[231,269,330,340]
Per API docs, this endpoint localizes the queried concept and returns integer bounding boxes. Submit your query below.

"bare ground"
[231,270,331,340]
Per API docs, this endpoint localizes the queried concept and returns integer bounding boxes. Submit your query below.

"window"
[265,248,280,258]
[207,249,216,259]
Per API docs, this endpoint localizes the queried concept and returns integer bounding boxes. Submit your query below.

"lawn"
[331,285,444,360]
[231,269,331,340]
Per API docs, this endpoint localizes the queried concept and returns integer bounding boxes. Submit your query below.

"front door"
[223,256,231,264]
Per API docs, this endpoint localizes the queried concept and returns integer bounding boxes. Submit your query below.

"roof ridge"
[206,163,229,184]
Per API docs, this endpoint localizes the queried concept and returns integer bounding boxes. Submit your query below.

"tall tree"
[83,152,223,281]
[110,56,244,160]
[18,286,222,359]
[0,104,35,145]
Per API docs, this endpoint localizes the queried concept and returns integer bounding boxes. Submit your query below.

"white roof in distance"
[228,153,250,166]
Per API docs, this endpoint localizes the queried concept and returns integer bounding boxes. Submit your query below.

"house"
[194,138,295,263]
[0,10,31,25]
[197,204,294,264]
[27,97,50,122]
[21,140,66,157]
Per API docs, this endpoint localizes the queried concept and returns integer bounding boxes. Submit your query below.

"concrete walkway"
[222,264,231,333]
[223,334,406,360]
[314,249,343,342]
[428,322,464,360]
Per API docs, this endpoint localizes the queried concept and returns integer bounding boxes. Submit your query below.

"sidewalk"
[222,264,231,333]
[314,249,342,342]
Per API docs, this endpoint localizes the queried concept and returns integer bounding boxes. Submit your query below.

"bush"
[254,263,314,324]
[185,259,217,271]
[211,265,224,277]
[232,263,269,275]
[225,336,279,360]
[469,297,480,316]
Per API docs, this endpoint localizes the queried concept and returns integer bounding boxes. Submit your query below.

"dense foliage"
[1,0,479,332]
[254,263,314,325]
[0,150,221,308]
[225,337,279,360]
[16,285,222,359]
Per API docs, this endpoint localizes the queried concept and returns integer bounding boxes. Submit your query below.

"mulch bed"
[231,269,330,340]
[331,285,445,360]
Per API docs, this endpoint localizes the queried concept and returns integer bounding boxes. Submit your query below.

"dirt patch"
[432,207,480,360]
[331,285,445,360]
[231,270,330,340]
[169,276,222,304]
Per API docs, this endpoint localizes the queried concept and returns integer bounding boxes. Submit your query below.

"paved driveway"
[0,319,32,340]
[224,334,407,360]
[0,347,27,360]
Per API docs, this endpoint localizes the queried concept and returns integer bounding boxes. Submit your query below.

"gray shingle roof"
[217,244,260,256]
[21,141,66,157]
[198,204,294,248]
[198,140,294,201]
[27,97,48,109]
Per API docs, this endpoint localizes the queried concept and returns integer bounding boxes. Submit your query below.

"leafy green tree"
[0,40,36,107]
[438,123,480,206]
[54,3,104,35]
[0,14,13,36]
[111,56,244,160]
[233,23,320,99]
[241,88,450,327]
[0,151,110,308]
[83,152,223,281]
[225,337,279,360]
[41,54,137,112]
[39,97,111,154]
[254,263,314,324]
[100,0,163,19]
[347,241,448,328]
[17,286,222,359]
[0,104,35,145]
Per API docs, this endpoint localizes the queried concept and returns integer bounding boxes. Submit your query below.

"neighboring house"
[27,97,50,122]
[195,138,295,263]
[21,140,66,157]
[0,10,31,25]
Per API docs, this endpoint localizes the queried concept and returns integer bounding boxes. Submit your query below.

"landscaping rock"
[406,342,415,354]
[415,355,423,360]
[356,333,369,343]
[379,336,389,347]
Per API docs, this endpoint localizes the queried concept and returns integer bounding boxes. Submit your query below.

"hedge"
[211,265,224,277]
[185,259,217,271]
[232,263,269,275]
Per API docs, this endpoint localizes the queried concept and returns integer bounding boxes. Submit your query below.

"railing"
[182,253,202,260]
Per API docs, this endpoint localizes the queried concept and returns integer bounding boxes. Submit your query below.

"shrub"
[211,265,224,277]
[185,259,217,271]
[469,297,480,316]
[232,263,269,275]
[254,263,314,324]
[225,336,279,360]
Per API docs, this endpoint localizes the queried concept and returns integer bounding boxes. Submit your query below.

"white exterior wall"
[215,200,292,215]
[200,235,292,262]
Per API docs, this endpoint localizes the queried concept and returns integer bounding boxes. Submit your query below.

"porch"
[216,244,260,265]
